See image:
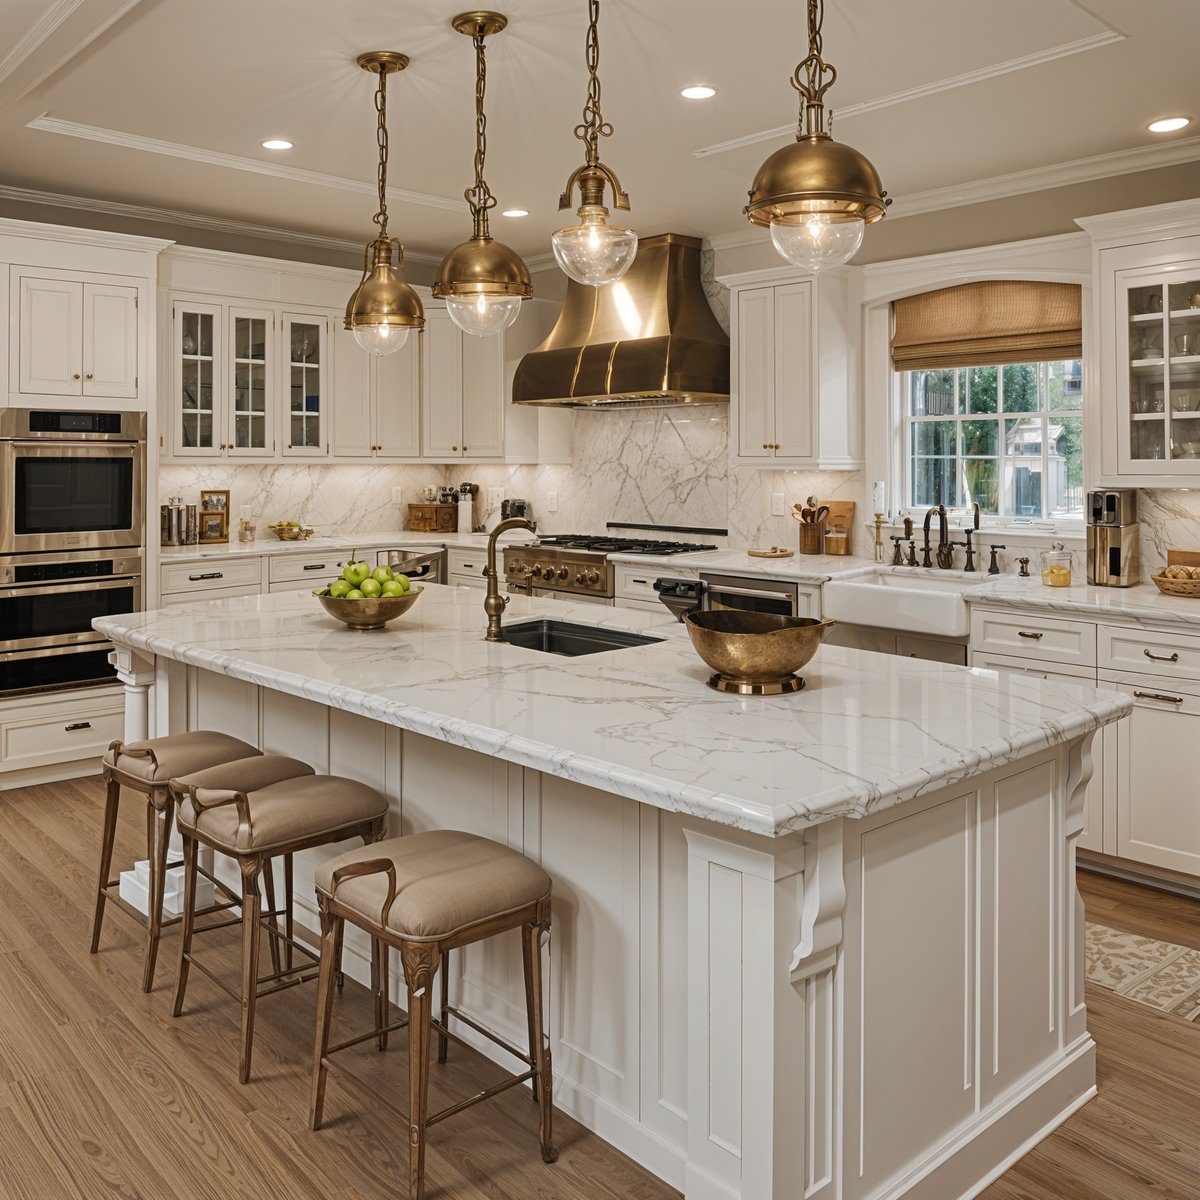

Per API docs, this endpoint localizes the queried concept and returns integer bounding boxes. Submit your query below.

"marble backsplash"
[1137,489,1200,576]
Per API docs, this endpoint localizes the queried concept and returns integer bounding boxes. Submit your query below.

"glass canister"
[1040,541,1074,587]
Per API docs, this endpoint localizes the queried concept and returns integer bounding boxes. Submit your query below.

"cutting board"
[821,500,856,554]
[1168,549,1200,568]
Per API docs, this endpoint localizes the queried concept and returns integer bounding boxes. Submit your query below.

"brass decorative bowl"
[267,523,315,541]
[314,586,423,630]
[684,609,835,695]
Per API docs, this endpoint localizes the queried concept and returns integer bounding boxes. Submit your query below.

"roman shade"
[891,280,1082,370]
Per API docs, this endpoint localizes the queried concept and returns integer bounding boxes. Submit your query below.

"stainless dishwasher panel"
[700,573,800,617]
[386,548,447,586]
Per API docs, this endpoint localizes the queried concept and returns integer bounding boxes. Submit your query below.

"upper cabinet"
[281,313,329,456]
[422,307,505,460]
[722,268,860,470]
[12,270,138,401]
[332,322,421,460]
[1081,199,1200,487]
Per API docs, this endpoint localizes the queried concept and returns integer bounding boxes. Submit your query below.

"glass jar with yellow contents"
[1040,541,1074,587]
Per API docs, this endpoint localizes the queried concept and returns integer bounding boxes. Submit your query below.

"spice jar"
[1040,541,1074,587]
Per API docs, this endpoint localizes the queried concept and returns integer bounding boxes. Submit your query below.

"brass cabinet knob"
[72,373,81,380]
[463,445,468,452]
[451,445,458,452]
[85,372,94,380]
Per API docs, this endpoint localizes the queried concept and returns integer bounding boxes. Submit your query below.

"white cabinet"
[422,308,505,460]
[723,268,859,470]
[333,323,421,459]
[12,271,138,400]
[1080,200,1200,487]
[447,546,487,589]
[227,307,273,456]
[281,312,329,456]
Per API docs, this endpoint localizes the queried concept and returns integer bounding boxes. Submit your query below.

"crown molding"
[1075,197,1200,244]
[0,0,83,90]
[0,212,171,253]
[27,113,465,215]
[525,252,558,273]
[692,30,1124,161]
[0,182,443,266]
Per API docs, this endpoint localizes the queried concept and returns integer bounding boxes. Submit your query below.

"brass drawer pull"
[1143,649,1180,663]
[302,563,326,571]
[1134,690,1184,705]
[64,721,92,731]
[1017,631,1044,640]
[188,572,224,581]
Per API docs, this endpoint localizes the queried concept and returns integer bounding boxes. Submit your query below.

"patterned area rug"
[1085,922,1200,1022]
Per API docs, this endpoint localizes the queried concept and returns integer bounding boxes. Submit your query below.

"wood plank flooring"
[1,776,1199,1199]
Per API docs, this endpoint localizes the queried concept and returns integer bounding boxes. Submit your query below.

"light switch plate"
[546,491,559,513]
[771,492,785,516]
[390,487,404,504]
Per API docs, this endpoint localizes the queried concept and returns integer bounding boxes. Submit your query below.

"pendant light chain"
[373,68,390,236]
[791,0,837,137]
[574,0,613,168]
[466,30,497,235]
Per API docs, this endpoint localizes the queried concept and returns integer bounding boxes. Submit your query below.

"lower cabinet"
[447,547,487,589]
[0,687,125,784]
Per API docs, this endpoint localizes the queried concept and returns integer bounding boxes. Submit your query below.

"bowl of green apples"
[313,551,423,630]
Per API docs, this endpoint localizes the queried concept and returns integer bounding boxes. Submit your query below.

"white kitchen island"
[96,585,1129,1200]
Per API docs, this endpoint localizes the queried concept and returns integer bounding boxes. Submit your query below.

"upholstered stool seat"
[310,831,556,1200]
[170,756,389,1083]
[90,730,261,992]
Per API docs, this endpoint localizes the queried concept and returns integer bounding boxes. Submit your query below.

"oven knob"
[542,567,555,581]
[557,566,570,581]
[530,562,541,576]
[585,569,600,585]
[575,572,584,585]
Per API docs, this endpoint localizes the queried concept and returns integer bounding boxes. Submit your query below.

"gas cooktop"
[531,534,717,555]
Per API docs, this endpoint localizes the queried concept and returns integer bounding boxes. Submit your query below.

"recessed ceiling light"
[501,208,529,218]
[261,138,294,150]
[681,85,717,100]
[1147,117,1190,134]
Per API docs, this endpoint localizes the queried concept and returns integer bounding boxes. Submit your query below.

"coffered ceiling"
[0,0,1196,263]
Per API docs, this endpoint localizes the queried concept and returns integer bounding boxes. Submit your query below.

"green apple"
[359,577,382,598]
[329,578,353,598]
[392,573,411,593]
[381,579,404,596]
[371,565,394,584]
[345,588,364,599]
[341,551,371,587]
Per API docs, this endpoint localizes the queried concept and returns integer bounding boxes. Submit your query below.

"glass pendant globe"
[551,212,637,287]
[351,323,410,356]
[445,293,523,337]
[769,213,865,272]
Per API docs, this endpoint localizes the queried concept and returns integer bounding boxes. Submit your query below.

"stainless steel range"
[504,533,717,602]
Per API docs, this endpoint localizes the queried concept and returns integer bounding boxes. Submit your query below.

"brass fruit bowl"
[267,523,315,541]
[314,587,423,630]
[684,609,835,695]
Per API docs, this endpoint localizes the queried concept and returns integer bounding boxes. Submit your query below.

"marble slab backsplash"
[1137,489,1200,576]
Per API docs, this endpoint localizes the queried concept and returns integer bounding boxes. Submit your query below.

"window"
[905,359,1083,520]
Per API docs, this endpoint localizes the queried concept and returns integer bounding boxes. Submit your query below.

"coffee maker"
[500,498,530,521]
[1086,489,1140,587]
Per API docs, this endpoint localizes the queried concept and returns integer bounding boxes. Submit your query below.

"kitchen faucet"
[920,506,948,568]
[484,517,536,642]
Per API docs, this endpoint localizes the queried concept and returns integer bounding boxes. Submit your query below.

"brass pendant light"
[345,51,425,356]
[745,0,889,272]
[551,0,637,287]
[433,12,532,337]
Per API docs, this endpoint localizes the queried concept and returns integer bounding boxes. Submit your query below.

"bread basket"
[1150,573,1200,598]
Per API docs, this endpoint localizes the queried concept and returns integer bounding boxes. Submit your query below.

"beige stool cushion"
[316,831,552,942]
[104,730,260,785]
[175,760,387,855]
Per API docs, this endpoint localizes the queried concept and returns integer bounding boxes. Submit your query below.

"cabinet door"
[82,283,138,399]
[375,334,422,458]
[1114,678,1200,875]
[422,309,463,458]
[461,330,505,458]
[332,323,374,457]
[735,287,774,458]
[174,301,221,456]
[16,275,83,395]
[227,307,273,456]
[282,313,329,456]
[773,280,815,459]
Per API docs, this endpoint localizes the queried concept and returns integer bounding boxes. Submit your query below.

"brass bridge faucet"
[484,517,535,642]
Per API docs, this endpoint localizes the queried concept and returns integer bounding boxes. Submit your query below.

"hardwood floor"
[1,776,1198,1199]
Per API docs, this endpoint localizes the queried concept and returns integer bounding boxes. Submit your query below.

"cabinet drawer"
[447,549,485,580]
[160,583,262,606]
[1099,623,1200,679]
[2,698,124,769]
[615,564,697,600]
[971,650,1097,682]
[161,557,262,595]
[268,553,349,583]
[970,608,1096,667]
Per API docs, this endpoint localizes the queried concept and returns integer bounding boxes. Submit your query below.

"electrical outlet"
[488,487,503,510]
[546,491,558,513]
[390,487,404,505]
[771,492,785,516]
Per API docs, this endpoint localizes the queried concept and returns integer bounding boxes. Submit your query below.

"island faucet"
[484,517,536,642]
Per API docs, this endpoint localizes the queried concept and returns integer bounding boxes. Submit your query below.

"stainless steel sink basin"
[501,619,664,657]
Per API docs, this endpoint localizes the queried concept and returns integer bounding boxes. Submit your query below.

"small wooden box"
[408,504,458,533]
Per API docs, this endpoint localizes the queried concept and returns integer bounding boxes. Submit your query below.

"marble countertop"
[608,548,878,582]
[96,586,1128,838]
[964,574,1200,627]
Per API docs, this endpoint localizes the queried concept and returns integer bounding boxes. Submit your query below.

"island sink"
[500,618,665,657]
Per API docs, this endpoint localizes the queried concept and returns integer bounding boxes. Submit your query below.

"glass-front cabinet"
[228,307,272,456]
[1120,271,1200,473]
[174,302,219,455]
[282,313,328,456]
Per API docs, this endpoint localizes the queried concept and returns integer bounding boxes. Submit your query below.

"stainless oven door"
[700,573,799,617]
[0,641,117,696]
[0,440,145,554]
[0,575,142,652]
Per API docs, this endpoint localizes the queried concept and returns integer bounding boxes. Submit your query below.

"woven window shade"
[891,281,1082,370]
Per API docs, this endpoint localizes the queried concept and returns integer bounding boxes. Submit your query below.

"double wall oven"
[0,410,146,695]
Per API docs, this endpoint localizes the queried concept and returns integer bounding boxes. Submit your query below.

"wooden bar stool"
[90,730,261,991]
[170,755,389,1083]
[309,830,556,1200]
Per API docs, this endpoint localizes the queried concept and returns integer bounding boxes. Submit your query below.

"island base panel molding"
[160,664,1095,1200]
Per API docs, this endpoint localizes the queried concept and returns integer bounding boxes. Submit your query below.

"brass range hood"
[512,233,729,408]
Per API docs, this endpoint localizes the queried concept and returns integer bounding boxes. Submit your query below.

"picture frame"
[200,489,229,514]
[199,510,229,544]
